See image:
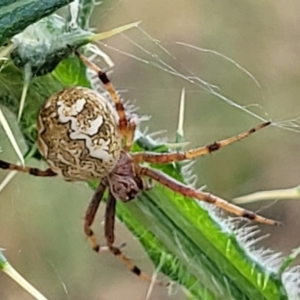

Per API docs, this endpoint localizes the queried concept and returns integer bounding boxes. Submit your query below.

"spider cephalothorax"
[108,150,144,202]
[0,49,280,286]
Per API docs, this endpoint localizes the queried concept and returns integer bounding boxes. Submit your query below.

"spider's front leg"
[132,122,271,164]
[139,166,280,226]
[0,160,57,177]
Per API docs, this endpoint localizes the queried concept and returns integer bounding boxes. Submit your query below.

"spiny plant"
[0,1,299,300]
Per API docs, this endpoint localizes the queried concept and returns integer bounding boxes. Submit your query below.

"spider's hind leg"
[85,182,168,286]
[74,50,140,151]
[84,181,108,252]
[0,160,57,177]
[105,192,168,286]
[74,50,128,137]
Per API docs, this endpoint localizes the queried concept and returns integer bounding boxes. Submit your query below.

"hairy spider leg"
[74,50,129,139]
[84,181,107,251]
[132,122,271,163]
[104,190,116,246]
[124,120,136,151]
[85,182,168,286]
[0,160,57,177]
[139,166,280,226]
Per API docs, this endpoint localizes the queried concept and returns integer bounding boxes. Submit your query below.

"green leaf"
[0,0,74,46]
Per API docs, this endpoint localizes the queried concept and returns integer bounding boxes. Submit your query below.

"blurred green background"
[1,0,300,299]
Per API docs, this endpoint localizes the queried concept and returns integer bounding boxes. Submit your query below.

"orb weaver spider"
[0,48,279,286]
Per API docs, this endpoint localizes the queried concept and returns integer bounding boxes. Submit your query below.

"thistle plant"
[0,1,299,300]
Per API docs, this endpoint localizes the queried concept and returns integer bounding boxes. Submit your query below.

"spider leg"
[104,191,116,246]
[0,160,57,177]
[84,181,167,285]
[139,166,280,225]
[132,122,271,163]
[105,192,168,286]
[124,119,136,151]
[84,180,108,252]
[74,50,128,138]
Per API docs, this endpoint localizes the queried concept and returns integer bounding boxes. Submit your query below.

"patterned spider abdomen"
[37,87,122,181]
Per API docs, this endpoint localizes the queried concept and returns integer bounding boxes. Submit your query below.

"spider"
[0,49,279,286]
